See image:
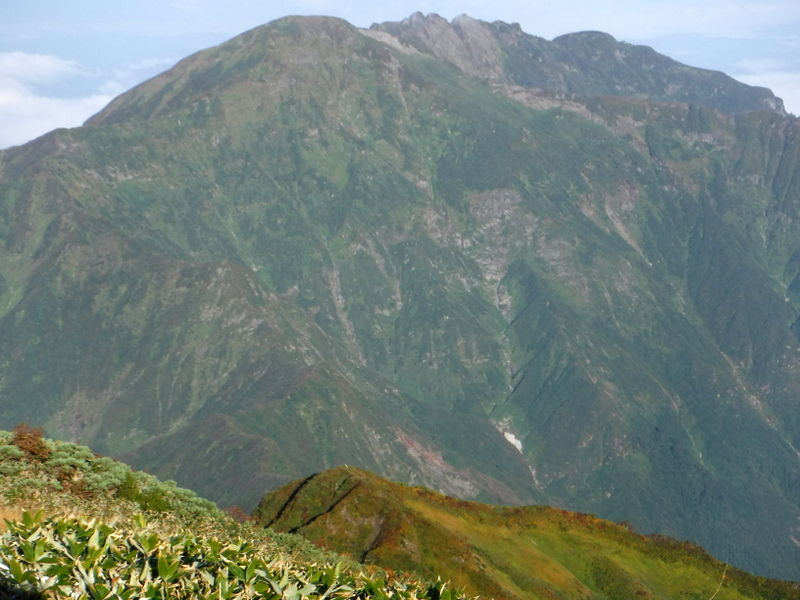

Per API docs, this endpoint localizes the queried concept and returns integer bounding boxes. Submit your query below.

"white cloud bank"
[0,52,113,148]
[0,52,176,150]
[0,89,113,150]
[733,58,800,115]
[736,72,800,116]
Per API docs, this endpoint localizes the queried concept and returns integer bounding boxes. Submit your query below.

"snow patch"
[503,431,523,453]
[529,467,541,487]
[494,418,524,454]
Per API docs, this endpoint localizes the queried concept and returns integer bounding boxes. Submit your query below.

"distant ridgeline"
[1,11,799,581]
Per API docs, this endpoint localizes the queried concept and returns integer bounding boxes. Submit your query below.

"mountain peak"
[553,30,619,44]
[85,14,363,127]
[371,13,785,114]
[85,12,785,130]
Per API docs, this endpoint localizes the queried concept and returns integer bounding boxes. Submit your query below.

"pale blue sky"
[1,0,798,149]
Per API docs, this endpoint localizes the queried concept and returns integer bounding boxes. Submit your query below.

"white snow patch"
[529,467,541,487]
[503,431,524,453]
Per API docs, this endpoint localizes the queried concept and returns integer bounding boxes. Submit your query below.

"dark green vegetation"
[1,11,800,580]
[0,429,467,600]
[255,466,800,600]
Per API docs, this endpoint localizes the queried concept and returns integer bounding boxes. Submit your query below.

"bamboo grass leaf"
[157,552,181,581]
[244,557,261,582]
[228,561,245,581]
[2,555,36,585]
[22,510,44,528]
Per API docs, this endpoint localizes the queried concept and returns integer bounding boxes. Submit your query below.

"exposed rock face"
[371,12,785,114]
[374,13,507,80]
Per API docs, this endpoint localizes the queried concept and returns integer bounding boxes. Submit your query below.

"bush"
[10,423,51,461]
[83,456,131,492]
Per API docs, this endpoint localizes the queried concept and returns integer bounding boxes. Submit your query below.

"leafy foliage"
[0,511,466,600]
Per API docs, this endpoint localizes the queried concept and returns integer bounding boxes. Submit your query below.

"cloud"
[0,52,180,149]
[0,89,113,149]
[734,70,800,116]
[0,51,84,85]
[728,48,800,116]
[0,52,113,149]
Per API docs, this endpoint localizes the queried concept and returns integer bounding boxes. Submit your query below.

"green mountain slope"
[255,466,800,600]
[1,12,800,580]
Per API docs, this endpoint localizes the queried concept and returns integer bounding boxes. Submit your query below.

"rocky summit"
[0,13,799,579]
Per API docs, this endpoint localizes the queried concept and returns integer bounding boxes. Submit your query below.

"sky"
[1,1,799,150]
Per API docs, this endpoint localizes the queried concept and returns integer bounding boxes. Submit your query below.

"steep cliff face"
[1,13,800,579]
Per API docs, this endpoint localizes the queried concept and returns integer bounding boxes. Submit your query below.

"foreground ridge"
[2,431,799,599]
[255,466,800,600]
[0,430,468,600]
[0,511,464,600]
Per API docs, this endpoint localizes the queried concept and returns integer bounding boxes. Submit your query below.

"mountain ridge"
[255,465,800,600]
[369,12,785,114]
[84,12,785,132]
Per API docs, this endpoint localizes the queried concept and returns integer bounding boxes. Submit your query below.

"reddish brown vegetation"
[11,422,51,461]
[223,505,256,523]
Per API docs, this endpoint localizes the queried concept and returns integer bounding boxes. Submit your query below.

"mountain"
[1,11,800,579]
[255,465,800,600]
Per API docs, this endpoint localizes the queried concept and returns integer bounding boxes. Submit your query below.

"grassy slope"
[3,429,796,600]
[254,466,800,600]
